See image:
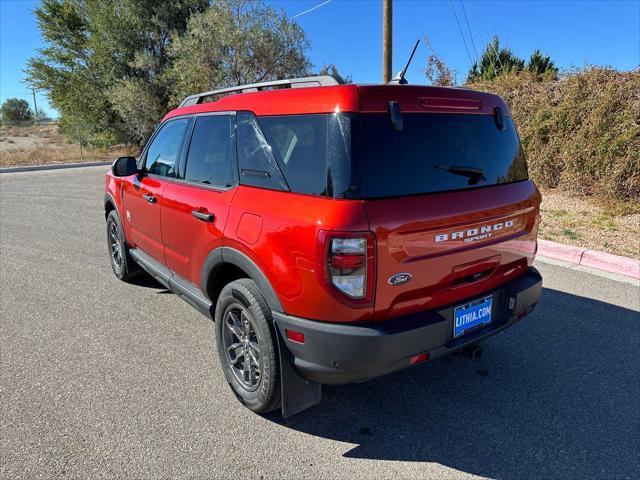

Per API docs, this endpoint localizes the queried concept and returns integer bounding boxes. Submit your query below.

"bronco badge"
[388,273,412,286]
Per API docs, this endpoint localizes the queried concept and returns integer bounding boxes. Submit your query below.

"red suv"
[105,76,542,416]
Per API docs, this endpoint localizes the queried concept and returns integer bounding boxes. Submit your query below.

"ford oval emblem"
[388,272,412,286]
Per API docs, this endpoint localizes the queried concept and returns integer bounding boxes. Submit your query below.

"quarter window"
[185,115,233,188]
[236,111,288,191]
[258,113,354,197]
[144,118,191,177]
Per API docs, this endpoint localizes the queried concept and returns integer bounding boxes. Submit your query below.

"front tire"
[215,279,281,413]
[106,210,138,281]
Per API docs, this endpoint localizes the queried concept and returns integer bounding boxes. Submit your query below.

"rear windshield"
[358,113,528,199]
[252,112,527,199]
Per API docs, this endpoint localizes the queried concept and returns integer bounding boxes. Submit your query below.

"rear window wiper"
[435,164,487,185]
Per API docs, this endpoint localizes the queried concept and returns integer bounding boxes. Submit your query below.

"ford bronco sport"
[105,75,542,416]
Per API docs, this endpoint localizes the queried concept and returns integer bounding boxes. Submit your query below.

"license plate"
[453,296,493,338]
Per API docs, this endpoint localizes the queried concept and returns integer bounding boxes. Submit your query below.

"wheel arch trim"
[104,193,117,215]
[201,247,284,313]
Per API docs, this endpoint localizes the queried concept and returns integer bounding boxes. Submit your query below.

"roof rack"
[178,75,341,107]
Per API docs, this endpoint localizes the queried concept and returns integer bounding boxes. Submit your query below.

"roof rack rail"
[178,75,342,107]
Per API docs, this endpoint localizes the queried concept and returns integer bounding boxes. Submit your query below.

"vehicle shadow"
[128,273,171,293]
[272,288,639,479]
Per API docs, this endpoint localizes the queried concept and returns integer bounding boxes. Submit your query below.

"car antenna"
[388,39,420,85]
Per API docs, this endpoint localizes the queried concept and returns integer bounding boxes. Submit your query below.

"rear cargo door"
[357,112,540,321]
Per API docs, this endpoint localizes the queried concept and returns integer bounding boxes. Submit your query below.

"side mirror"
[112,156,138,177]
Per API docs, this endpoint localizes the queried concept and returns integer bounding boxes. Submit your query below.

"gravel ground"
[1,167,639,480]
[539,188,640,258]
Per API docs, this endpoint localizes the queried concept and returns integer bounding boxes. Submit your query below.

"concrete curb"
[0,161,111,174]
[537,239,640,280]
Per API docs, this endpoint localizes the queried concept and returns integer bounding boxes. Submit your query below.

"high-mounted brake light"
[317,232,375,305]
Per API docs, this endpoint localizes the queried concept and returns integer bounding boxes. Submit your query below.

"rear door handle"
[192,210,215,223]
[143,194,157,204]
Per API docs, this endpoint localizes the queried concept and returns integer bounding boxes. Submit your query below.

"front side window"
[144,118,191,177]
[184,115,233,188]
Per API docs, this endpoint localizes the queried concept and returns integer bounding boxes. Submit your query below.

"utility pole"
[383,0,392,83]
[76,123,84,162]
[31,88,38,116]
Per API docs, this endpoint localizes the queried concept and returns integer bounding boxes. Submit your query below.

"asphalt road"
[1,166,639,480]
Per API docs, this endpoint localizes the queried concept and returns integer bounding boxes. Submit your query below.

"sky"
[1,0,639,118]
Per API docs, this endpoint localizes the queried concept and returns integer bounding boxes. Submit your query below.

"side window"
[185,115,233,188]
[236,111,288,191]
[144,118,191,177]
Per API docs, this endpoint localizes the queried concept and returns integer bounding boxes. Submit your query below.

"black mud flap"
[275,327,322,417]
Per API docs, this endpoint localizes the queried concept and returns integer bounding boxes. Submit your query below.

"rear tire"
[106,210,138,281]
[215,279,281,413]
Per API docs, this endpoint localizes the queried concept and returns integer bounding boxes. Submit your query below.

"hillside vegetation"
[467,67,640,206]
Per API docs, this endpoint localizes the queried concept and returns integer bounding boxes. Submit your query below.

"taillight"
[329,238,368,298]
[318,231,375,305]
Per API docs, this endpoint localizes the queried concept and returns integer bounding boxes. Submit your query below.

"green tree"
[166,0,311,106]
[26,0,311,145]
[1,98,33,121]
[104,0,208,143]
[26,0,120,146]
[527,49,558,81]
[467,36,525,82]
[26,0,207,146]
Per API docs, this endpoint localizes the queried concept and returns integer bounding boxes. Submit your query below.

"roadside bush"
[1,98,33,122]
[467,67,640,203]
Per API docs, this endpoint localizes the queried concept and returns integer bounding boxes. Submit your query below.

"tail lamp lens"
[328,237,368,298]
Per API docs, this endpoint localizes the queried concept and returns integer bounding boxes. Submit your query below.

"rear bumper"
[274,267,542,385]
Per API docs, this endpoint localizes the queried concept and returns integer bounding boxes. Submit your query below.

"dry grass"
[0,124,136,167]
[539,188,640,259]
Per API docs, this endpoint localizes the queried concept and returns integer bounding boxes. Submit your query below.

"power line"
[460,1,478,63]
[292,0,333,19]
[464,2,505,75]
[467,3,489,53]
[448,0,474,68]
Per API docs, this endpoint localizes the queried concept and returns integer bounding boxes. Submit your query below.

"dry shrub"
[0,123,136,168]
[467,67,640,204]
